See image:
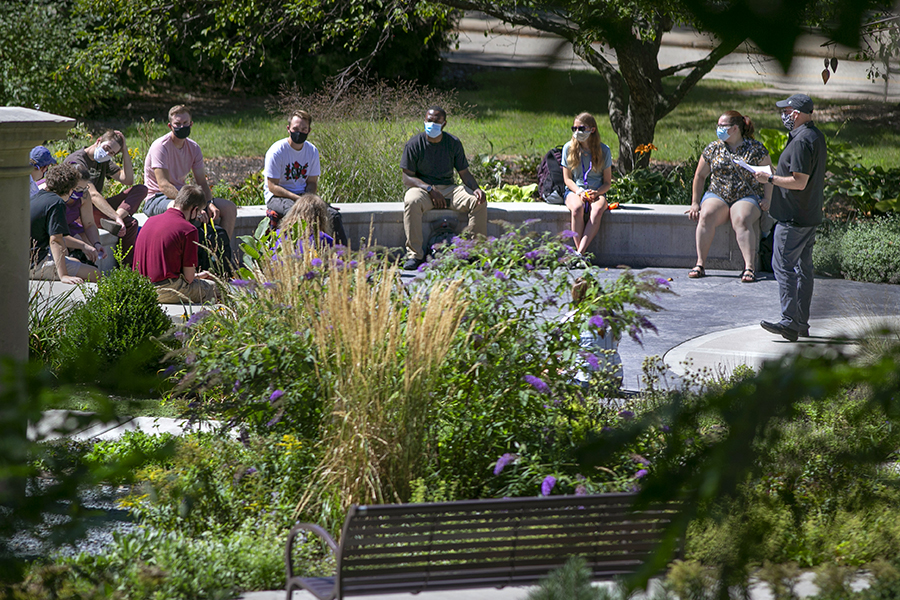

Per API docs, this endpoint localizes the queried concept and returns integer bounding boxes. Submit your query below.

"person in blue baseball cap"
[754,93,827,342]
[29,146,57,197]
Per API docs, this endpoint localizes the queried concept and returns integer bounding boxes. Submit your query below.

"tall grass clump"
[274,80,471,204]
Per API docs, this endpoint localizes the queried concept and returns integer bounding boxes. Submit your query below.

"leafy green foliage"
[0,0,123,115]
[608,168,690,205]
[55,268,172,378]
[838,214,900,283]
[827,164,900,217]
[211,171,265,207]
[526,556,610,600]
[485,183,538,202]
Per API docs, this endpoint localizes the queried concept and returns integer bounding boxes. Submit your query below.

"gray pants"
[772,221,816,332]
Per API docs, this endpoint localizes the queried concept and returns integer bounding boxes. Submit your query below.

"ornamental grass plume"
[276,245,468,527]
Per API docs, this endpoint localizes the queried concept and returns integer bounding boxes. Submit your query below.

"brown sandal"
[741,268,757,283]
[688,265,705,279]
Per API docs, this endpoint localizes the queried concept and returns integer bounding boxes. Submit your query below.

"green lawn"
[113,68,899,169]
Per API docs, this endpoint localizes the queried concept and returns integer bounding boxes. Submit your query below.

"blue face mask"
[716,126,731,141]
[424,122,443,138]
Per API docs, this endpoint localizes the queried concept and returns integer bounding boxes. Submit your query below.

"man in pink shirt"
[142,105,237,249]
[134,184,217,304]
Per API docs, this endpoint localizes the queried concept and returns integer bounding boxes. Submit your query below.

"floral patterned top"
[701,138,769,205]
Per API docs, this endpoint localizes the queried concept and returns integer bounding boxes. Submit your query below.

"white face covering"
[94,145,112,163]
[574,131,590,143]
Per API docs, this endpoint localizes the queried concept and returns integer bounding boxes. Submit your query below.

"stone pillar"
[0,108,75,363]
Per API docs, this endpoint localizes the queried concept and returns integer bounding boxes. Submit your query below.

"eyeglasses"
[571,126,588,132]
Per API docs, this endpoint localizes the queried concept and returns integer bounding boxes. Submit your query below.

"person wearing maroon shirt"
[133,184,217,304]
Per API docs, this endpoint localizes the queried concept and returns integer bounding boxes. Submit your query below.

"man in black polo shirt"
[755,93,827,342]
[400,106,487,270]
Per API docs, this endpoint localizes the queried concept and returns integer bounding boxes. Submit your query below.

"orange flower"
[635,143,658,156]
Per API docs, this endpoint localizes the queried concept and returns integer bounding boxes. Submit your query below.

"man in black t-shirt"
[400,106,487,270]
[754,93,827,342]
[30,164,99,284]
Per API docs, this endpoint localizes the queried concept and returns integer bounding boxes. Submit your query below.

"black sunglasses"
[571,126,588,132]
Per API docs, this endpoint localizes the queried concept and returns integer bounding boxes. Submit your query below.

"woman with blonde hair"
[281,193,334,246]
[561,112,613,256]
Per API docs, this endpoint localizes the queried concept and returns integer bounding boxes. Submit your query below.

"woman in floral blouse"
[687,110,773,282]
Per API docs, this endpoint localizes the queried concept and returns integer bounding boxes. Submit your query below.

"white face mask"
[94,145,112,163]
[574,131,590,143]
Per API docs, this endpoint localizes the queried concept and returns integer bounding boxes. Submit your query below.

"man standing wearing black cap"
[755,93,827,342]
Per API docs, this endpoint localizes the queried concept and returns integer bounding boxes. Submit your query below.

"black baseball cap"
[776,94,814,114]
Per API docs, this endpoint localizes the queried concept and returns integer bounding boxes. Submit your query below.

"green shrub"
[608,167,689,205]
[813,220,847,277]
[827,164,900,217]
[55,268,172,376]
[526,556,612,600]
[839,214,900,283]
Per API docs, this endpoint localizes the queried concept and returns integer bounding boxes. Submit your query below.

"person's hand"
[428,187,446,209]
[760,197,771,212]
[686,202,700,221]
[197,270,213,280]
[115,216,127,238]
[584,189,600,204]
[83,243,99,263]
[474,188,487,204]
[61,275,85,285]
[754,171,770,185]
[195,209,210,224]
[96,245,108,260]
[207,201,221,224]
[115,130,127,152]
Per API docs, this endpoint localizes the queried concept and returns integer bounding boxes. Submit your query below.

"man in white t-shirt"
[264,110,321,216]
[263,111,347,244]
[142,105,237,241]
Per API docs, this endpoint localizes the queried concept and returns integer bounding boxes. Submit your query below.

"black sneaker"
[403,257,424,271]
[760,320,799,342]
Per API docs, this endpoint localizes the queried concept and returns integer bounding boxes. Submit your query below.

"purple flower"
[185,309,210,327]
[635,469,648,479]
[582,352,601,370]
[233,380,242,393]
[230,278,254,288]
[575,484,587,496]
[525,262,535,271]
[366,251,375,259]
[618,410,635,420]
[333,258,344,268]
[524,250,540,260]
[269,389,284,403]
[524,375,550,394]
[349,260,359,268]
[541,475,557,496]
[493,453,516,475]
[655,277,670,287]
[304,271,317,280]
[245,467,258,476]
[589,315,607,330]
[524,218,540,225]
[263,282,277,290]
[560,230,578,239]
[494,270,508,281]
[661,425,671,433]
[173,330,186,341]
[417,262,429,272]
[453,248,470,260]
[311,258,323,267]
[162,365,176,377]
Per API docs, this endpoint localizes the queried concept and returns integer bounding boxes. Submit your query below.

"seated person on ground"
[30,163,99,284]
[60,165,108,269]
[400,106,486,270]
[280,193,334,248]
[686,110,772,283]
[65,130,146,268]
[263,110,347,244]
[562,112,613,256]
[133,184,218,304]
[29,146,56,197]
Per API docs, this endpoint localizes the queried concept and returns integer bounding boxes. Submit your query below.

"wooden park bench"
[284,492,681,600]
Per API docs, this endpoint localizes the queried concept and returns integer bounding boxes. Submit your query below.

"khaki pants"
[154,276,217,304]
[403,184,487,260]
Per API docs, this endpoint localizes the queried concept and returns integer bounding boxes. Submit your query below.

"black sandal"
[741,268,757,283]
[688,265,705,279]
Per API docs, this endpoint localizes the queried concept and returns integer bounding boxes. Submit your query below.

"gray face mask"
[781,110,797,131]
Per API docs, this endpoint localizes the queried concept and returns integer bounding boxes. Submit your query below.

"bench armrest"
[285,522,339,600]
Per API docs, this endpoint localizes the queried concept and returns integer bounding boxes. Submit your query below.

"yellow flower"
[634,143,658,156]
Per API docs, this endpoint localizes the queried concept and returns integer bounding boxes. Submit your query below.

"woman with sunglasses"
[687,110,773,283]
[561,113,613,256]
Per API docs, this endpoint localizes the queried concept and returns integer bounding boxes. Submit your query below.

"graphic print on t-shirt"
[284,161,309,182]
